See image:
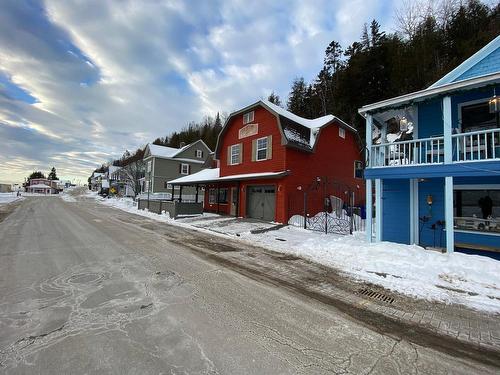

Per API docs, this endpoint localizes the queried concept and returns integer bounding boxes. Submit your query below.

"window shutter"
[179,163,181,173]
[267,135,272,160]
[227,146,231,165]
[238,143,243,164]
[188,164,191,174]
[251,139,256,161]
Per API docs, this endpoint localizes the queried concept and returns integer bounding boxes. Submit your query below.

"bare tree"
[120,159,145,197]
[394,0,428,39]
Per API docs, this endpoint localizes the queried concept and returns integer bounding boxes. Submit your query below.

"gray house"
[142,140,212,198]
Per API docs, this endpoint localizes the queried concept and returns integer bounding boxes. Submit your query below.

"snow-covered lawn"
[0,192,23,205]
[89,194,500,313]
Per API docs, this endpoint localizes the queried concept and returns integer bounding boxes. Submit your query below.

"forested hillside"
[285,0,499,139]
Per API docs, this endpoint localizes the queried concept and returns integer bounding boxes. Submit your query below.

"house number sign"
[239,123,258,139]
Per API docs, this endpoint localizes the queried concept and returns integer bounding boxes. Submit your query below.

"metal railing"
[369,128,500,167]
[452,128,500,162]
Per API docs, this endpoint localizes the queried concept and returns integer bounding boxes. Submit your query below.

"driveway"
[0,197,497,374]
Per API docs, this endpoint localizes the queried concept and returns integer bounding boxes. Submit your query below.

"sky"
[0,0,404,184]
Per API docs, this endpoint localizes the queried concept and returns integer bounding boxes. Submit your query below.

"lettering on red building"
[238,123,258,139]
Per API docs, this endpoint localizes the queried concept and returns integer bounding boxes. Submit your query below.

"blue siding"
[455,47,500,82]
[418,178,446,248]
[382,179,410,244]
[455,232,500,251]
[417,99,443,138]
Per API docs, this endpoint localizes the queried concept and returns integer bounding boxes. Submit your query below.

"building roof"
[145,139,211,160]
[168,168,289,185]
[215,99,355,157]
[358,36,500,115]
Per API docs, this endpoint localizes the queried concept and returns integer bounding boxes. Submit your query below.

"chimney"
[179,142,186,148]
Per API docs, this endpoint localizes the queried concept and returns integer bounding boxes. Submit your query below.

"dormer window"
[243,111,254,124]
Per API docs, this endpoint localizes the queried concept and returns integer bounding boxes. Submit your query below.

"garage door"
[247,185,276,221]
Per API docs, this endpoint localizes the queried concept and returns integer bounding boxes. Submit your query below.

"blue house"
[358,36,500,255]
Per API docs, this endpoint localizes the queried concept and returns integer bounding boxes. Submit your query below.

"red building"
[169,100,363,223]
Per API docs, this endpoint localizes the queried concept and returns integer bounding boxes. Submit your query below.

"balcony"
[370,128,500,168]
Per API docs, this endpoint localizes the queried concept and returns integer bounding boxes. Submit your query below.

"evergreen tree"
[48,167,58,180]
[267,91,282,106]
[287,77,309,117]
[28,171,45,180]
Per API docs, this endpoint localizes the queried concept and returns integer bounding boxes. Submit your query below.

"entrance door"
[230,187,238,216]
[247,185,276,221]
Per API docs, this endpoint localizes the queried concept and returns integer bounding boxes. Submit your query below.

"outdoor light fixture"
[426,194,433,206]
[399,116,408,132]
[489,89,500,113]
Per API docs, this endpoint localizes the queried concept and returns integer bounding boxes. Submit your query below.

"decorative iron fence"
[288,176,365,235]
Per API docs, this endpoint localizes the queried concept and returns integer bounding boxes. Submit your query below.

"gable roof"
[429,35,500,88]
[215,99,355,158]
[144,139,211,160]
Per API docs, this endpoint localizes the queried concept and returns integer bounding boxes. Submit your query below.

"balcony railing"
[370,128,500,168]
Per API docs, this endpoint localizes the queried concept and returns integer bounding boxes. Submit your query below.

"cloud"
[0,0,402,183]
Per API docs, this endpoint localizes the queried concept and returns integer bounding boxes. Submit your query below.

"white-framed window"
[339,127,346,139]
[195,149,203,158]
[230,144,241,165]
[147,160,152,172]
[180,163,189,175]
[354,160,363,179]
[256,137,268,161]
[243,111,254,124]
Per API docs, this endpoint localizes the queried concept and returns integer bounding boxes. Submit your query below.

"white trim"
[429,35,500,88]
[454,184,500,190]
[445,176,454,253]
[455,229,500,237]
[359,72,500,115]
[366,179,373,243]
[443,96,452,164]
[180,163,189,175]
[255,136,268,161]
[375,179,382,242]
[230,144,241,165]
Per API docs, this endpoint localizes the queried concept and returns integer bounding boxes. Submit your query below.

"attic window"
[195,149,203,158]
[339,127,346,139]
[243,111,254,124]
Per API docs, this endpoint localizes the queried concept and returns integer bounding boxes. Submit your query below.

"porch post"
[366,179,373,242]
[171,184,174,201]
[195,184,199,203]
[216,183,220,214]
[375,179,383,242]
[443,96,452,164]
[236,182,241,217]
[179,185,183,202]
[445,176,454,253]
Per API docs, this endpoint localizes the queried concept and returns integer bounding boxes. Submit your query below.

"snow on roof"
[147,144,182,158]
[28,184,52,188]
[261,100,334,129]
[168,168,288,185]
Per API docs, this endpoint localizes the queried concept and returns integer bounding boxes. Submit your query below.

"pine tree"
[287,77,309,117]
[48,167,58,180]
[267,91,282,106]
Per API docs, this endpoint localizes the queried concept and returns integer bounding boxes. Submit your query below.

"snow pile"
[244,227,500,312]
[0,192,23,205]
[92,194,500,312]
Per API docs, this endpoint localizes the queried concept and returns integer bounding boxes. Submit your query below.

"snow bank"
[0,192,23,205]
[244,227,500,312]
[92,194,500,313]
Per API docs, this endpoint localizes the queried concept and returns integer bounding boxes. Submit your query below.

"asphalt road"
[0,197,497,374]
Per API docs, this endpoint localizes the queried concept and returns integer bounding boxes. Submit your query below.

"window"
[256,137,268,161]
[454,188,500,234]
[180,163,189,175]
[147,160,152,172]
[339,127,346,139]
[354,161,363,179]
[195,149,203,158]
[208,188,228,204]
[164,182,172,189]
[218,188,228,203]
[461,102,497,132]
[230,144,241,165]
[243,111,254,124]
[209,188,217,204]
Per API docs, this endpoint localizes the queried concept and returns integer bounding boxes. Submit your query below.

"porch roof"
[168,168,289,185]
[358,72,500,115]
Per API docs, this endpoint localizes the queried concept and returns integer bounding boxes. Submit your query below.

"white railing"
[370,136,444,167]
[452,128,500,162]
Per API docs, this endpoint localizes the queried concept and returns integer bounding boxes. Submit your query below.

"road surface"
[0,197,497,374]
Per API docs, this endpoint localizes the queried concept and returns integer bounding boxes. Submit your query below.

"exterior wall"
[175,141,212,161]
[0,184,12,193]
[148,157,206,194]
[382,179,411,244]
[455,47,500,82]
[218,106,286,177]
